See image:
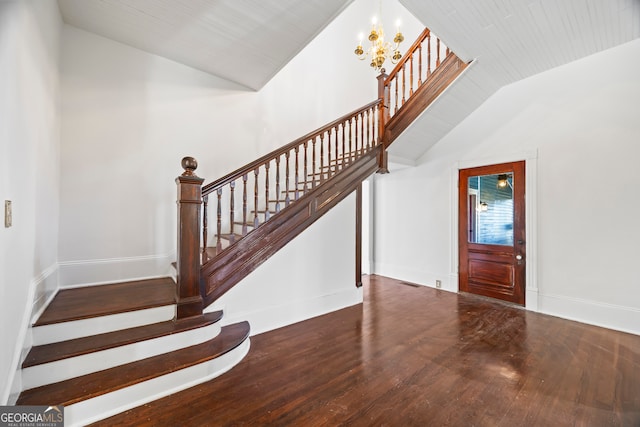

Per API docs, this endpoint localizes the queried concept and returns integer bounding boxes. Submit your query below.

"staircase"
[16,278,250,426]
[15,27,466,426]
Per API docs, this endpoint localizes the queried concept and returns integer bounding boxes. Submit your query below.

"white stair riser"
[22,322,222,389]
[32,305,175,345]
[65,338,250,427]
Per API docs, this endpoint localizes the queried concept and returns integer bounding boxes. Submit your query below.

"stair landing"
[34,277,176,325]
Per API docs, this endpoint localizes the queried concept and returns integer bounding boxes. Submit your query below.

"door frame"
[459,161,526,304]
[449,150,539,311]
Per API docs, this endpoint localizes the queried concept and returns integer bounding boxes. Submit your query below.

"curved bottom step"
[18,322,250,427]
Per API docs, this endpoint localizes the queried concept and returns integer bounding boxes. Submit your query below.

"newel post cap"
[181,156,198,177]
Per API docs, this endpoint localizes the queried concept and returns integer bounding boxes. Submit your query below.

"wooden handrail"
[382,27,456,123]
[386,27,431,83]
[202,100,381,196]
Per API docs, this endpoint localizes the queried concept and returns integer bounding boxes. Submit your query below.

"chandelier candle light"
[354,13,404,71]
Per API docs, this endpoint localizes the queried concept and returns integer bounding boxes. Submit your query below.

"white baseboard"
[58,252,175,288]
[3,263,59,405]
[372,267,639,336]
[373,262,455,292]
[538,292,640,336]
[214,287,363,336]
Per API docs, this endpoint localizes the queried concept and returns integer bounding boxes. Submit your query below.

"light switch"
[5,200,12,228]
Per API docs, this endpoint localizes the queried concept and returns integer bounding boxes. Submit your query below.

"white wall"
[374,39,640,334]
[0,0,62,404]
[211,193,360,335]
[57,0,422,334]
[59,25,259,284]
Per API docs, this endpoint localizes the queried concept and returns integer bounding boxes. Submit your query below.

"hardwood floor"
[95,275,640,426]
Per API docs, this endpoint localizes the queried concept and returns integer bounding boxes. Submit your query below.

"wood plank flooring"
[94,275,640,426]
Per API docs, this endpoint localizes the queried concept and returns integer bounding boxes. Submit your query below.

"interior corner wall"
[0,0,62,404]
[373,39,640,335]
[58,25,263,285]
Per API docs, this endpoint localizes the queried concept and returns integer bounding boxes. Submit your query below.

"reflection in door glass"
[468,173,513,246]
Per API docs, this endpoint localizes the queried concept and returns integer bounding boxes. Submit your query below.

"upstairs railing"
[175,27,468,319]
[200,100,381,260]
[378,27,468,151]
[384,28,450,119]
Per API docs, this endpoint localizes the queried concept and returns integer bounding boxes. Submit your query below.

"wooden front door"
[459,161,526,305]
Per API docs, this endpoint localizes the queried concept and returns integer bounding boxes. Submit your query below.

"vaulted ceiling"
[57,0,640,161]
[390,0,640,163]
[57,0,353,90]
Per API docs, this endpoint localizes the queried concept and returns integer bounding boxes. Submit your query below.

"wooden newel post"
[377,69,390,174]
[176,156,205,319]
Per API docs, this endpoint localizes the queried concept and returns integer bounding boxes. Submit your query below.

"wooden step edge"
[33,278,177,327]
[17,322,250,407]
[22,312,224,368]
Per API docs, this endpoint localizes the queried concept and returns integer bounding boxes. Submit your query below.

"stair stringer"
[201,146,382,308]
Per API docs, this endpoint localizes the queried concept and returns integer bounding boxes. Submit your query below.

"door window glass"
[468,173,513,245]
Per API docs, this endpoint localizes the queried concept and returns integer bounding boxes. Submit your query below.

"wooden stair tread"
[34,278,176,326]
[23,312,223,368]
[233,221,255,227]
[216,233,244,241]
[17,322,250,407]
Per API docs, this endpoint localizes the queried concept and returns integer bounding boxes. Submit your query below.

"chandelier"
[354,14,404,72]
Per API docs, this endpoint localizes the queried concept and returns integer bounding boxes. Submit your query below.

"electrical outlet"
[435,280,442,288]
[4,200,12,228]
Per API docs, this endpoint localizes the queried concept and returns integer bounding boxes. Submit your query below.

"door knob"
[515,255,522,260]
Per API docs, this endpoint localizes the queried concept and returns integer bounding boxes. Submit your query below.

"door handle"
[515,255,522,260]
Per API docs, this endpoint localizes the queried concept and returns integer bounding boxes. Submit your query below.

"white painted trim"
[538,293,640,336]
[31,305,175,345]
[60,275,173,289]
[220,287,363,336]
[450,150,539,308]
[3,263,58,405]
[65,338,250,427]
[58,252,175,288]
[372,261,456,292]
[23,322,222,389]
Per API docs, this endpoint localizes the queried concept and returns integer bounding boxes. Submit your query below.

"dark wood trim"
[176,157,204,319]
[355,183,363,288]
[385,27,431,82]
[458,161,526,305]
[201,147,382,306]
[384,55,468,146]
[202,100,381,196]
